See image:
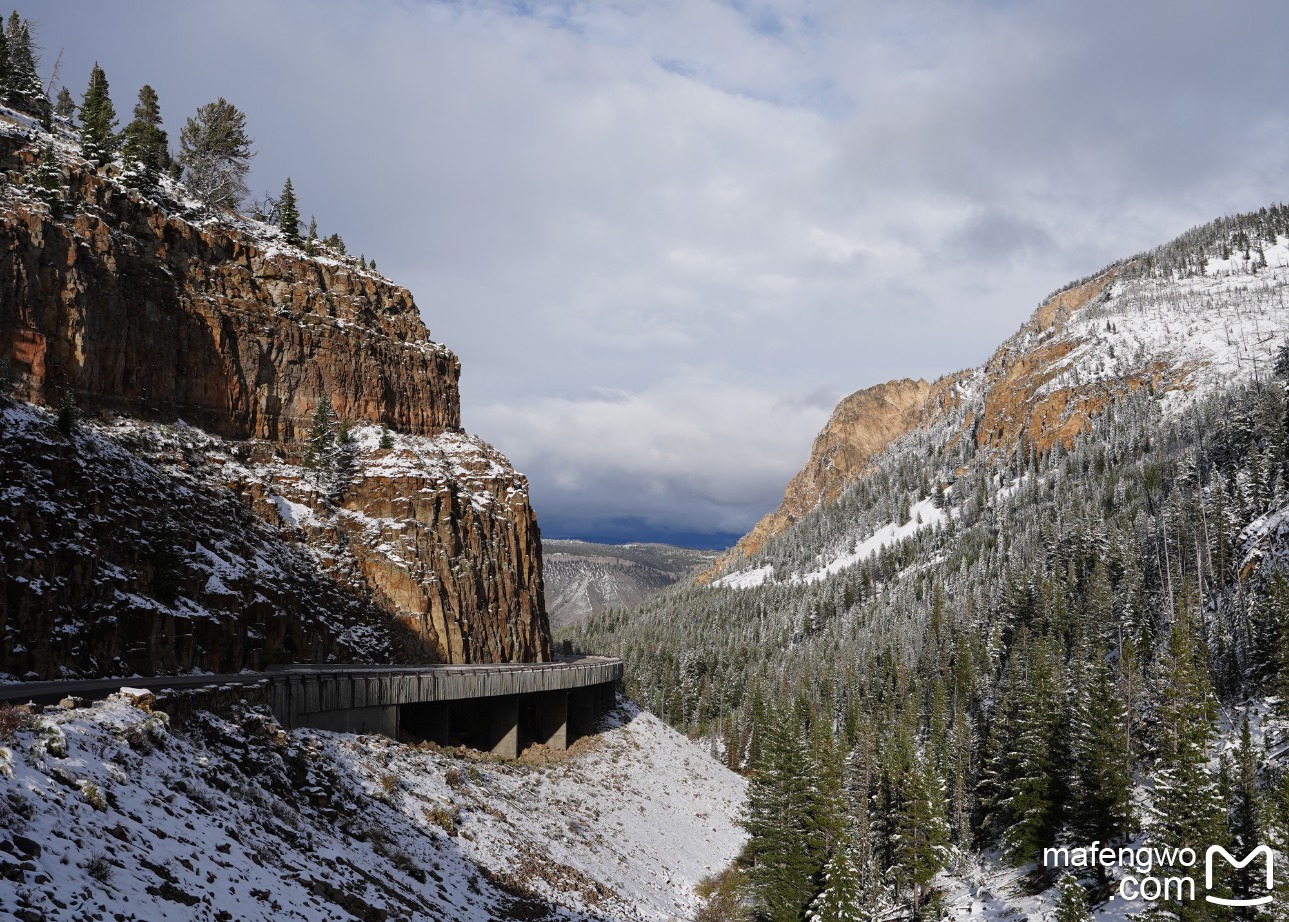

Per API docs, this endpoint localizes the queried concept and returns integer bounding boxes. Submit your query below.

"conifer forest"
[568,207,1289,921]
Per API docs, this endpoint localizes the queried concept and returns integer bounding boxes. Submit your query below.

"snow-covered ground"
[0,694,745,921]
[712,496,946,590]
[795,496,946,585]
[1039,247,1289,406]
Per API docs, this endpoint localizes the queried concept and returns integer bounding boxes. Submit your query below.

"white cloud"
[28,0,1289,543]
[474,372,831,538]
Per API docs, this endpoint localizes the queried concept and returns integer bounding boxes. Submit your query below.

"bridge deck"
[0,656,624,757]
[0,656,622,707]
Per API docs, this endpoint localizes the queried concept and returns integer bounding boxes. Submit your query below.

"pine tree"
[379,426,394,450]
[4,14,48,124]
[0,28,10,102]
[305,396,337,474]
[79,63,118,167]
[121,85,171,186]
[744,704,819,922]
[179,98,253,209]
[891,749,950,915]
[305,215,318,255]
[279,177,301,245]
[1150,600,1226,921]
[1052,873,1090,922]
[54,86,74,123]
[806,830,871,922]
[1068,656,1135,862]
[1228,716,1263,907]
[999,635,1065,863]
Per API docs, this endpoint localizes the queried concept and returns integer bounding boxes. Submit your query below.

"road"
[0,655,620,706]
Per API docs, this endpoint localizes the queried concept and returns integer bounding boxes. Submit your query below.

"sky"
[22,1,1289,548]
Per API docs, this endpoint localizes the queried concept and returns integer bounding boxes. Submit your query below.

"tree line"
[15,14,374,266]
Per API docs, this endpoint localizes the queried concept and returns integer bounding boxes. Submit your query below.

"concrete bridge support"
[531,689,569,750]
[486,694,520,759]
[400,701,450,745]
[569,680,617,739]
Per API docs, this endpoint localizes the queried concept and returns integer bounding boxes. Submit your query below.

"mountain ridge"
[711,209,1289,583]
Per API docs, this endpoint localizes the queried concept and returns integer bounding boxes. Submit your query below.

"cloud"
[474,372,831,539]
[26,0,1289,546]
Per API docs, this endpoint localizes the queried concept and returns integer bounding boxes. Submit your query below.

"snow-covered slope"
[545,542,719,630]
[0,395,550,678]
[712,224,1289,591]
[0,693,745,921]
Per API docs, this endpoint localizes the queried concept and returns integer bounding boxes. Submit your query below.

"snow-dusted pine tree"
[279,177,301,246]
[1050,874,1090,922]
[807,830,873,922]
[179,98,253,209]
[79,64,118,167]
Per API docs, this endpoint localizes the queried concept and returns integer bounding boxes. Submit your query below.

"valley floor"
[0,694,745,921]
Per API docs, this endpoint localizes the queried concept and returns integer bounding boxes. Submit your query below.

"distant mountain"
[543,540,719,630]
[708,206,1289,585]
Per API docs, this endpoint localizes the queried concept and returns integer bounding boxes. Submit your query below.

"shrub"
[87,852,113,883]
[80,780,108,811]
[0,704,30,740]
[423,805,459,837]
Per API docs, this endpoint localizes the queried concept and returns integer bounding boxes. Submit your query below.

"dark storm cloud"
[22,0,1289,545]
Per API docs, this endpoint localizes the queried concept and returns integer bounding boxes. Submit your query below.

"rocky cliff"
[715,229,1289,576]
[0,134,458,440]
[720,378,932,564]
[0,115,550,676]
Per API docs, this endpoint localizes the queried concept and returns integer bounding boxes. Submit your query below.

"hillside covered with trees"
[567,206,1289,921]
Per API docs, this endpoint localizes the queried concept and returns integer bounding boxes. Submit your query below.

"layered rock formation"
[716,251,1268,576]
[0,117,549,676]
[0,133,458,440]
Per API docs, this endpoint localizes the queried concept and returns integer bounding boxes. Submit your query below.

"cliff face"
[0,133,458,441]
[228,427,550,665]
[718,246,1280,575]
[721,378,932,564]
[0,119,549,675]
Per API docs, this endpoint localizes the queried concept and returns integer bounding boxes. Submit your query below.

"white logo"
[1205,845,1274,907]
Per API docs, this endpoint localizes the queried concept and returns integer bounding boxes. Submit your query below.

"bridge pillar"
[400,701,450,746]
[486,694,520,759]
[569,685,596,740]
[533,690,569,751]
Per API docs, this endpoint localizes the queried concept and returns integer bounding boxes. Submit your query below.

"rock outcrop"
[721,379,932,563]
[0,117,550,676]
[714,253,1259,576]
[0,133,458,441]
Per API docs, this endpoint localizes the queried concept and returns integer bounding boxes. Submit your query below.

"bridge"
[0,656,624,759]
